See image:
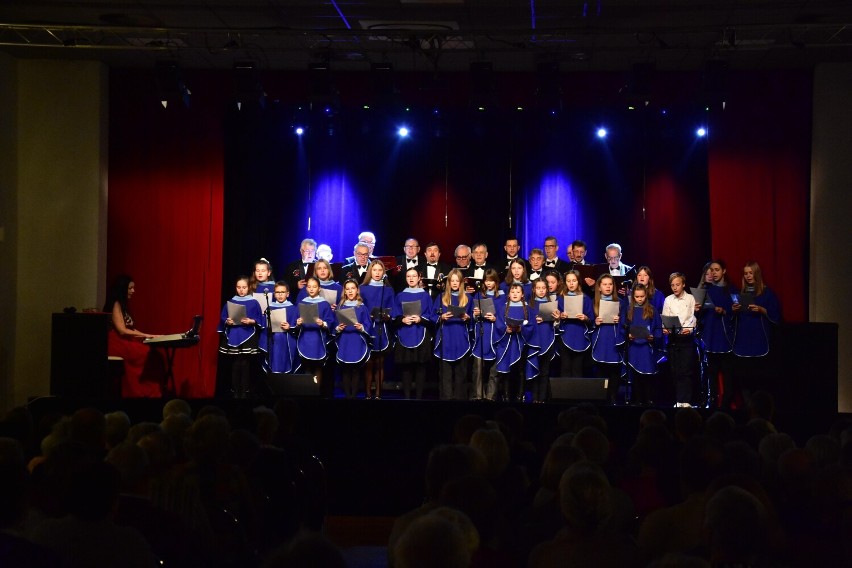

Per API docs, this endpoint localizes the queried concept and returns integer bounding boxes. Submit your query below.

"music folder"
[536,300,559,322]
[598,300,620,324]
[401,301,422,317]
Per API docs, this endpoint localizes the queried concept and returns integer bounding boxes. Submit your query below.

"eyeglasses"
[355,252,369,257]
[404,244,419,249]
[605,255,620,262]
[456,255,470,260]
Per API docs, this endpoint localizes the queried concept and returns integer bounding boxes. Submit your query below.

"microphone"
[381,274,388,281]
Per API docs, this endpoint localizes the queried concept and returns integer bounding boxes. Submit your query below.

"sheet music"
[536,300,559,322]
[401,301,422,317]
[661,315,683,331]
[319,288,338,305]
[253,292,270,312]
[336,307,359,326]
[563,295,584,318]
[689,287,707,305]
[598,300,620,324]
[270,309,288,332]
[227,301,247,322]
[299,302,319,324]
[447,304,467,318]
[476,297,496,316]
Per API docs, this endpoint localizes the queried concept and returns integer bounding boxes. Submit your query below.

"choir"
[217,236,781,407]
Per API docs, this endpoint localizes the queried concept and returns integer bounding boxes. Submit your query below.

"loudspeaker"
[549,377,609,401]
[265,373,321,397]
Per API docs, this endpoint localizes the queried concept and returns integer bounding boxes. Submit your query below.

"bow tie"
[407,260,418,265]
[545,261,556,267]
[427,263,437,267]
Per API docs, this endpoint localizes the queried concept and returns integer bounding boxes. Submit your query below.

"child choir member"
[471,270,505,400]
[297,259,342,307]
[624,283,662,405]
[335,279,372,399]
[591,274,624,404]
[360,260,395,399]
[662,272,698,407]
[697,260,736,408]
[104,275,166,398]
[500,258,532,299]
[558,270,595,378]
[433,269,472,400]
[393,268,434,399]
[731,261,781,400]
[218,275,264,398]
[528,278,562,403]
[267,281,299,374]
[487,283,533,401]
[296,276,335,391]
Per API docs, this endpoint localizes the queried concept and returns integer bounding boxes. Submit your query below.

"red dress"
[106,306,165,397]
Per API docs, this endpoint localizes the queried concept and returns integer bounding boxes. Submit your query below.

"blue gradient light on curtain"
[518,171,587,259]
[308,170,366,263]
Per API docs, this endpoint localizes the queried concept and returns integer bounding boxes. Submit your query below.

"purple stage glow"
[308,171,366,262]
[518,171,586,260]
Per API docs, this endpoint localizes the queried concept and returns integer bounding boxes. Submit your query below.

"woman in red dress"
[103,275,165,397]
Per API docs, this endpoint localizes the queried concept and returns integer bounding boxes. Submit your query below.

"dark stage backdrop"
[109,69,809,396]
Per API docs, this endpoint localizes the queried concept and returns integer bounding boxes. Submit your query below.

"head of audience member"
[253,406,280,447]
[639,408,667,431]
[539,443,586,495]
[543,236,559,261]
[724,440,761,479]
[679,436,727,497]
[805,434,841,469]
[184,414,231,466]
[439,474,499,545]
[494,406,527,446]
[452,414,487,446]
[674,408,704,442]
[127,421,162,445]
[469,428,509,480]
[504,237,521,259]
[758,432,796,481]
[424,444,485,503]
[528,248,545,271]
[106,441,150,493]
[629,422,674,474]
[225,429,261,470]
[299,238,317,263]
[160,412,191,460]
[559,462,614,536]
[104,411,131,449]
[163,398,192,420]
[571,426,610,466]
[704,485,769,565]
[604,243,623,269]
[316,244,333,262]
[471,243,488,266]
[402,238,420,260]
[358,231,377,255]
[424,242,441,264]
[66,460,123,521]
[352,243,371,267]
[704,411,736,443]
[743,418,777,450]
[69,407,107,452]
[262,530,346,568]
[394,507,478,568]
[137,430,177,475]
[454,244,472,268]
[570,239,588,263]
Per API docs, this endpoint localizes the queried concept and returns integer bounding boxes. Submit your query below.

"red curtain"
[708,71,811,322]
[108,71,224,397]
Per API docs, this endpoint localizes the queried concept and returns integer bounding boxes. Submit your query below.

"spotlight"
[397,126,410,137]
[295,127,305,136]
[696,127,707,137]
[596,128,608,139]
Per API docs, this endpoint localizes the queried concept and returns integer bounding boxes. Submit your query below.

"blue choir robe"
[432,292,473,362]
[591,298,625,364]
[470,291,506,361]
[733,286,781,357]
[499,281,532,301]
[296,296,335,361]
[700,285,735,353]
[218,295,264,348]
[526,296,563,379]
[393,288,434,349]
[335,301,372,365]
[297,280,343,306]
[625,306,663,375]
[360,282,395,352]
[267,301,299,373]
[559,294,595,352]
[494,303,534,374]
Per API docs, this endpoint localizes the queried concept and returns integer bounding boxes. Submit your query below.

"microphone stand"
[264,289,273,373]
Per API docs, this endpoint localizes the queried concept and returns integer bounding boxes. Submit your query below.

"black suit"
[422,261,451,298]
[339,261,370,283]
[393,254,428,292]
[284,259,314,295]
[543,258,571,275]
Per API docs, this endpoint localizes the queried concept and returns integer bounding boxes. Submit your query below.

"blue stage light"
[596,128,608,139]
[397,126,409,137]
[696,127,707,137]
[295,127,304,136]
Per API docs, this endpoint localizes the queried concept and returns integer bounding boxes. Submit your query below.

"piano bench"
[107,356,125,398]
